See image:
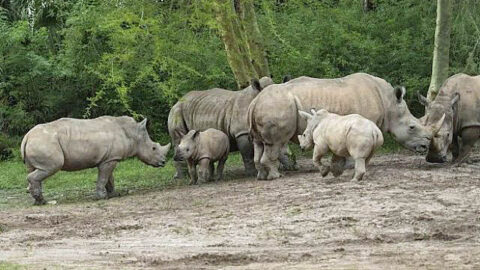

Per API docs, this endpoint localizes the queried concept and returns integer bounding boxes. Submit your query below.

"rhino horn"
[431,113,446,135]
[162,143,171,152]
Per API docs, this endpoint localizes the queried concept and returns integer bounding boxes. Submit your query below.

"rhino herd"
[21,72,480,205]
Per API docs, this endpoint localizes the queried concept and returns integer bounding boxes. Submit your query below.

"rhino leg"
[216,155,228,182]
[253,140,268,180]
[197,159,211,183]
[173,161,188,179]
[352,158,366,181]
[260,143,283,180]
[451,134,460,160]
[312,143,329,177]
[208,162,215,182]
[279,144,298,171]
[96,161,117,200]
[27,169,56,205]
[453,127,480,165]
[330,155,346,177]
[187,159,198,185]
[236,135,256,176]
[106,175,120,198]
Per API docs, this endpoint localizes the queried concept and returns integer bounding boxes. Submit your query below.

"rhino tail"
[247,98,259,141]
[20,135,28,164]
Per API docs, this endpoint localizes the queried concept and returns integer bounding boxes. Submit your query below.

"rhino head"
[173,129,199,162]
[136,119,171,167]
[387,86,444,154]
[297,109,329,150]
[418,92,459,163]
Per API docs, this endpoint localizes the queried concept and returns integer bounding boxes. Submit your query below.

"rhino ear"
[451,92,460,107]
[282,75,291,83]
[394,86,406,103]
[299,110,312,120]
[417,91,430,107]
[192,130,200,139]
[251,78,262,92]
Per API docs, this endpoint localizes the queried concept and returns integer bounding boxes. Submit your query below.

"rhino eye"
[152,147,156,150]
[409,125,415,130]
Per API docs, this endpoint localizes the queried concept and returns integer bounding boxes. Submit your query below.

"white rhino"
[248,73,444,180]
[173,129,229,184]
[168,77,295,178]
[298,109,384,181]
[419,73,479,164]
[21,116,171,205]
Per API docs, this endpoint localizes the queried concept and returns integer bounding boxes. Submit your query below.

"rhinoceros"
[21,116,171,205]
[248,73,444,180]
[173,129,230,184]
[168,76,295,179]
[298,109,384,181]
[418,73,480,164]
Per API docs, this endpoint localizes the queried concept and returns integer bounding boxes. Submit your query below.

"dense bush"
[1,0,480,146]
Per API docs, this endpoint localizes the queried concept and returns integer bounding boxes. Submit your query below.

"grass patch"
[0,152,246,209]
[0,262,27,270]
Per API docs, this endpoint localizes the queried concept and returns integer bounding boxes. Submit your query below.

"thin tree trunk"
[363,0,375,12]
[427,0,452,101]
[213,0,257,89]
[236,0,270,78]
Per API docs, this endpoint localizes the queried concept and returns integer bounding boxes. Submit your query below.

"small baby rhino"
[298,109,384,181]
[173,129,230,184]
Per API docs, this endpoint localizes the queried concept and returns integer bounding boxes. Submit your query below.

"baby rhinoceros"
[173,129,229,184]
[21,116,171,205]
[298,109,384,181]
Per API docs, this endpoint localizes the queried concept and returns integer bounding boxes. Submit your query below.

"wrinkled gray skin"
[173,129,230,184]
[21,116,171,205]
[419,73,480,164]
[168,76,295,179]
[298,109,384,181]
[249,73,442,180]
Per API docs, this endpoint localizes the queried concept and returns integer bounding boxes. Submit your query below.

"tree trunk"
[363,0,375,12]
[213,0,257,89]
[427,0,452,101]
[236,0,270,78]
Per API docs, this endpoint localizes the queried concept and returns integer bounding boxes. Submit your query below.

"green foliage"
[1,0,480,141]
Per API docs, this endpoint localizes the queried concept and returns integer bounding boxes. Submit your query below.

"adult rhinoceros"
[418,73,480,164]
[248,73,444,180]
[21,116,171,205]
[168,76,295,178]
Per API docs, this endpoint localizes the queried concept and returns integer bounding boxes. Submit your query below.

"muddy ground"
[1,152,480,269]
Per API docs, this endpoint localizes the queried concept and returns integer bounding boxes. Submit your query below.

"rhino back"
[196,129,230,161]
[178,89,235,138]
[25,116,136,171]
[288,73,388,132]
[439,74,480,130]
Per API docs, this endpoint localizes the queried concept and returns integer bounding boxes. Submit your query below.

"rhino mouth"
[152,161,166,167]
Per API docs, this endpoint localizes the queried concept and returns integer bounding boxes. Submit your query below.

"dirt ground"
[1,152,480,269]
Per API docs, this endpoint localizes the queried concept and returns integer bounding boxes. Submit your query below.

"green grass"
[0,262,27,270]
[0,151,247,209]
[0,139,400,209]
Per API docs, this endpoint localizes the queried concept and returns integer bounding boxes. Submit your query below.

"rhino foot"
[320,166,330,177]
[256,169,268,180]
[96,190,108,200]
[265,171,282,180]
[33,198,47,206]
[107,191,120,199]
[245,168,257,177]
